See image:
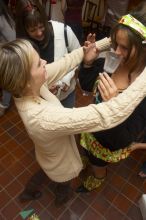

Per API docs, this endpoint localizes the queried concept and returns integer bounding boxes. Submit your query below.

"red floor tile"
[108,173,125,192]
[4,139,20,152]
[92,194,111,216]
[82,207,105,220]
[113,193,132,214]
[121,182,142,203]
[0,132,11,145]
[6,179,23,198]
[1,170,14,188]
[8,161,26,177]
[1,200,21,220]
[79,190,97,205]
[47,201,66,219]
[104,205,125,220]
[70,197,88,218]
[101,184,119,203]
[0,145,8,158]
[59,209,79,220]
[0,190,11,210]
[1,120,14,130]
[1,152,17,168]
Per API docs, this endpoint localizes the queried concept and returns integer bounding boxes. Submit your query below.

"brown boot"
[18,169,47,202]
[54,181,73,207]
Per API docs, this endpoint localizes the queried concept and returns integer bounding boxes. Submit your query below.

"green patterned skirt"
[80,133,132,163]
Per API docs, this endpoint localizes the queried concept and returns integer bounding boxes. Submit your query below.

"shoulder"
[50,20,64,29]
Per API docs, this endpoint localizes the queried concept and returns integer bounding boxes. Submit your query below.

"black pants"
[84,148,108,167]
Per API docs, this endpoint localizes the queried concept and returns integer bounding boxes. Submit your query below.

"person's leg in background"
[0,90,12,116]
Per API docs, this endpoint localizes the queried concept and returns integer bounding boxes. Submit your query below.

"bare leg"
[92,165,107,179]
[130,142,146,151]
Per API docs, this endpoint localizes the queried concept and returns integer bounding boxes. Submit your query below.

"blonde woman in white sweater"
[1,39,146,206]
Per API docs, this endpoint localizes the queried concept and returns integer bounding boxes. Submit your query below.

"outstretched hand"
[83,42,99,66]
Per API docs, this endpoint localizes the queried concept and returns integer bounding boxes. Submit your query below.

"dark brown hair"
[15,0,50,48]
[111,1,146,80]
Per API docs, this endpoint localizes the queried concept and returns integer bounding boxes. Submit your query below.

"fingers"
[83,43,96,52]
[101,72,117,89]
[98,72,118,101]
[98,81,108,101]
[87,33,96,43]
[61,83,69,92]
[84,41,91,47]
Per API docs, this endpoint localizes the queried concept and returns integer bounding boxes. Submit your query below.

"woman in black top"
[77,2,146,192]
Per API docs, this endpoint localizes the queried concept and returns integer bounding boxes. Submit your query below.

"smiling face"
[29,49,47,91]
[26,23,45,41]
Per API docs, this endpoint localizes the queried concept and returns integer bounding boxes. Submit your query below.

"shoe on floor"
[18,190,42,202]
[76,175,106,193]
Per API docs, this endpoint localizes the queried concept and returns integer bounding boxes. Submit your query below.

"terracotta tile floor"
[0,85,146,220]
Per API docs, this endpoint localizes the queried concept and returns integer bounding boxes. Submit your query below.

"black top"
[32,22,54,63]
[78,59,146,151]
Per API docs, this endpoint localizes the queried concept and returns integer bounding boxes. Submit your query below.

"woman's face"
[29,49,47,89]
[114,29,136,64]
[26,23,45,41]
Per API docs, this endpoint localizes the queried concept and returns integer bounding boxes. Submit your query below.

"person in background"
[15,0,80,108]
[103,0,130,37]
[1,38,146,206]
[7,0,17,16]
[63,0,85,43]
[0,0,16,116]
[77,1,146,192]
[45,0,65,22]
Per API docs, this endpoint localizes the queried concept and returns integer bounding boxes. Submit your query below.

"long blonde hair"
[0,39,34,96]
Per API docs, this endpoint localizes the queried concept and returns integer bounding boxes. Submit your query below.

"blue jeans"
[61,91,75,108]
[2,90,12,107]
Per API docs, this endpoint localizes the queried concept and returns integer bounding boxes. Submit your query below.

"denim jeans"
[2,90,12,107]
[61,90,75,108]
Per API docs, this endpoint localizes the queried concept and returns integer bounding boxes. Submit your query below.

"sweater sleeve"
[40,67,146,136]
[45,37,110,87]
